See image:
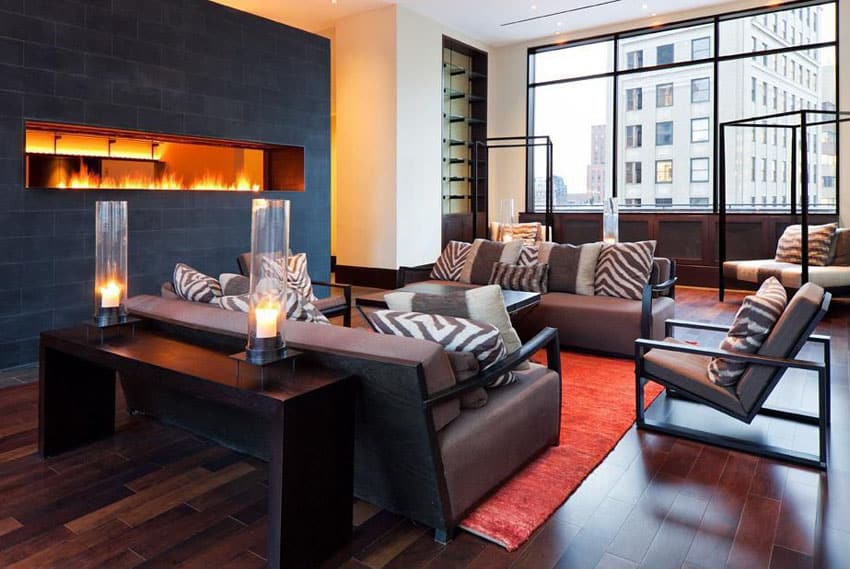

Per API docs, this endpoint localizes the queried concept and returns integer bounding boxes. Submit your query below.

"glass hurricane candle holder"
[603,197,619,244]
[245,199,290,364]
[499,198,516,242]
[93,201,128,327]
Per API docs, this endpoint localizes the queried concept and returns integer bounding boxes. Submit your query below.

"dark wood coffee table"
[39,326,354,569]
[356,282,541,315]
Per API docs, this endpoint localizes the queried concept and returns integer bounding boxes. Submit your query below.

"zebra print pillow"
[259,253,318,301]
[774,223,837,266]
[489,262,549,293]
[173,263,222,303]
[594,241,656,301]
[217,288,330,324]
[369,310,516,387]
[517,244,540,267]
[708,277,787,386]
[431,241,471,281]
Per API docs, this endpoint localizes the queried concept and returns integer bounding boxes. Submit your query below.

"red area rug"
[459,351,663,551]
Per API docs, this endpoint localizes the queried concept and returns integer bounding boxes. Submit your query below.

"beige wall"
[334,6,398,269]
[488,0,849,226]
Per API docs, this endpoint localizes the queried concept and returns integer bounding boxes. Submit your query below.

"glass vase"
[246,199,290,364]
[93,201,128,326]
[603,197,619,244]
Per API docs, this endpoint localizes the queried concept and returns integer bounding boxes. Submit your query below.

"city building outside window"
[656,44,674,65]
[656,83,674,107]
[656,121,673,145]
[691,78,710,103]
[655,197,673,207]
[690,158,710,182]
[625,161,642,184]
[656,160,673,183]
[690,197,710,206]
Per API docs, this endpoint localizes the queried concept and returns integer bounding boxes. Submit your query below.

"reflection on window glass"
[691,78,710,102]
[656,122,673,146]
[656,83,674,107]
[656,44,674,65]
[656,160,673,183]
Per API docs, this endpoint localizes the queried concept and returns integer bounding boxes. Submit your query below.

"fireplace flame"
[56,164,261,192]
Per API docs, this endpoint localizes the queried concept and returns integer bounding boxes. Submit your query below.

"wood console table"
[39,326,355,569]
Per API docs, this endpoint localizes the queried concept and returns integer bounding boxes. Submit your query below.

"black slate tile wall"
[0,0,331,368]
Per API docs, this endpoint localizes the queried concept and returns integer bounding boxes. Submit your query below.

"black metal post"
[800,111,809,286]
[718,124,726,301]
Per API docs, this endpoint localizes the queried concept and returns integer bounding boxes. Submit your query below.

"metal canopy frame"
[718,109,850,299]
[472,136,554,241]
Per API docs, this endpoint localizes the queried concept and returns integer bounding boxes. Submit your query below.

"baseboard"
[334,265,397,289]
[675,264,718,288]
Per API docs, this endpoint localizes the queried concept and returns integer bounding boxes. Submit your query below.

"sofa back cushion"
[594,241,657,300]
[459,239,523,285]
[774,222,837,266]
[537,242,602,295]
[829,227,850,265]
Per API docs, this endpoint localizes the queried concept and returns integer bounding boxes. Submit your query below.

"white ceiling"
[212,0,744,46]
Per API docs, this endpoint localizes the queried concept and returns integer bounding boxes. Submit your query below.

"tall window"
[656,160,673,183]
[656,44,674,65]
[691,78,710,103]
[527,1,837,212]
[655,122,673,145]
[626,88,642,111]
[625,125,642,148]
[656,83,674,107]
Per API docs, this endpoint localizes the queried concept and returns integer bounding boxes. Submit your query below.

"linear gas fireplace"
[25,121,305,192]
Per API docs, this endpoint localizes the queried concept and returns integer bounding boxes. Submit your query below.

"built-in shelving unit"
[441,36,488,246]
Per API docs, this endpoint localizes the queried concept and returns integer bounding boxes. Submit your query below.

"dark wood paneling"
[334,265,397,290]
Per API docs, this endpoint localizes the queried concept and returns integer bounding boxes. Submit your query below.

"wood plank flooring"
[0,287,847,568]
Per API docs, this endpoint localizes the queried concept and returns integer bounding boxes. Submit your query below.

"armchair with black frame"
[237,253,352,327]
[634,282,832,470]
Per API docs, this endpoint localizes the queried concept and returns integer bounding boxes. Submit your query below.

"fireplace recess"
[25,121,305,192]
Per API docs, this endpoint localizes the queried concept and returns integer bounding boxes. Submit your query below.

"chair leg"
[434,527,455,544]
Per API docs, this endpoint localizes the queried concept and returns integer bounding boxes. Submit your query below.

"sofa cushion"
[215,288,330,325]
[445,351,488,409]
[431,241,472,282]
[173,263,222,303]
[538,242,602,295]
[438,363,560,520]
[775,222,837,266]
[829,227,850,265]
[370,310,515,387]
[707,277,787,387]
[384,284,527,368]
[723,259,850,289]
[643,338,746,417]
[460,239,523,285]
[488,262,549,293]
[517,244,540,267]
[594,240,656,301]
[219,273,249,296]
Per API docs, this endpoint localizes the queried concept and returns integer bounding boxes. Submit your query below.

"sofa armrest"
[397,263,435,287]
[423,327,561,407]
[640,274,678,340]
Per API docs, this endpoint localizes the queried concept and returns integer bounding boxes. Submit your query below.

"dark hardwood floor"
[0,287,847,568]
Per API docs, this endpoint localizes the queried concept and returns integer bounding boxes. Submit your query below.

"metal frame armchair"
[635,282,832,470]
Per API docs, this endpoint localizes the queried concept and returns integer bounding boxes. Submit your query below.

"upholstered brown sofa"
[397,257,677,357]
[123,294,562,541]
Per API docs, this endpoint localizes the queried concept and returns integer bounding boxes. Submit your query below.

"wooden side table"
[39,326,355,569]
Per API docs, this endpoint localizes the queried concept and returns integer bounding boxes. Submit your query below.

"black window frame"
[525,0,839,214]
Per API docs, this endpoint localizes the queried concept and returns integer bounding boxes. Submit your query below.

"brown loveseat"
[398,257,677,357]
[123,294,562,541]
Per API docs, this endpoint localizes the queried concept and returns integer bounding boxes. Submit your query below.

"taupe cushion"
[438,364,560,520]
[445,351,488,409]
[735,283,824,412]
[517,292,675,357]
[537,242,602,295]
[723,259,850,288]
[459,239,523,285]
[775,223,837,266]
[644,338,746,416]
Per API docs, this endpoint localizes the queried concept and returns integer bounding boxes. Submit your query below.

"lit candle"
[100,282,121,308]
[255,307,280,339]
